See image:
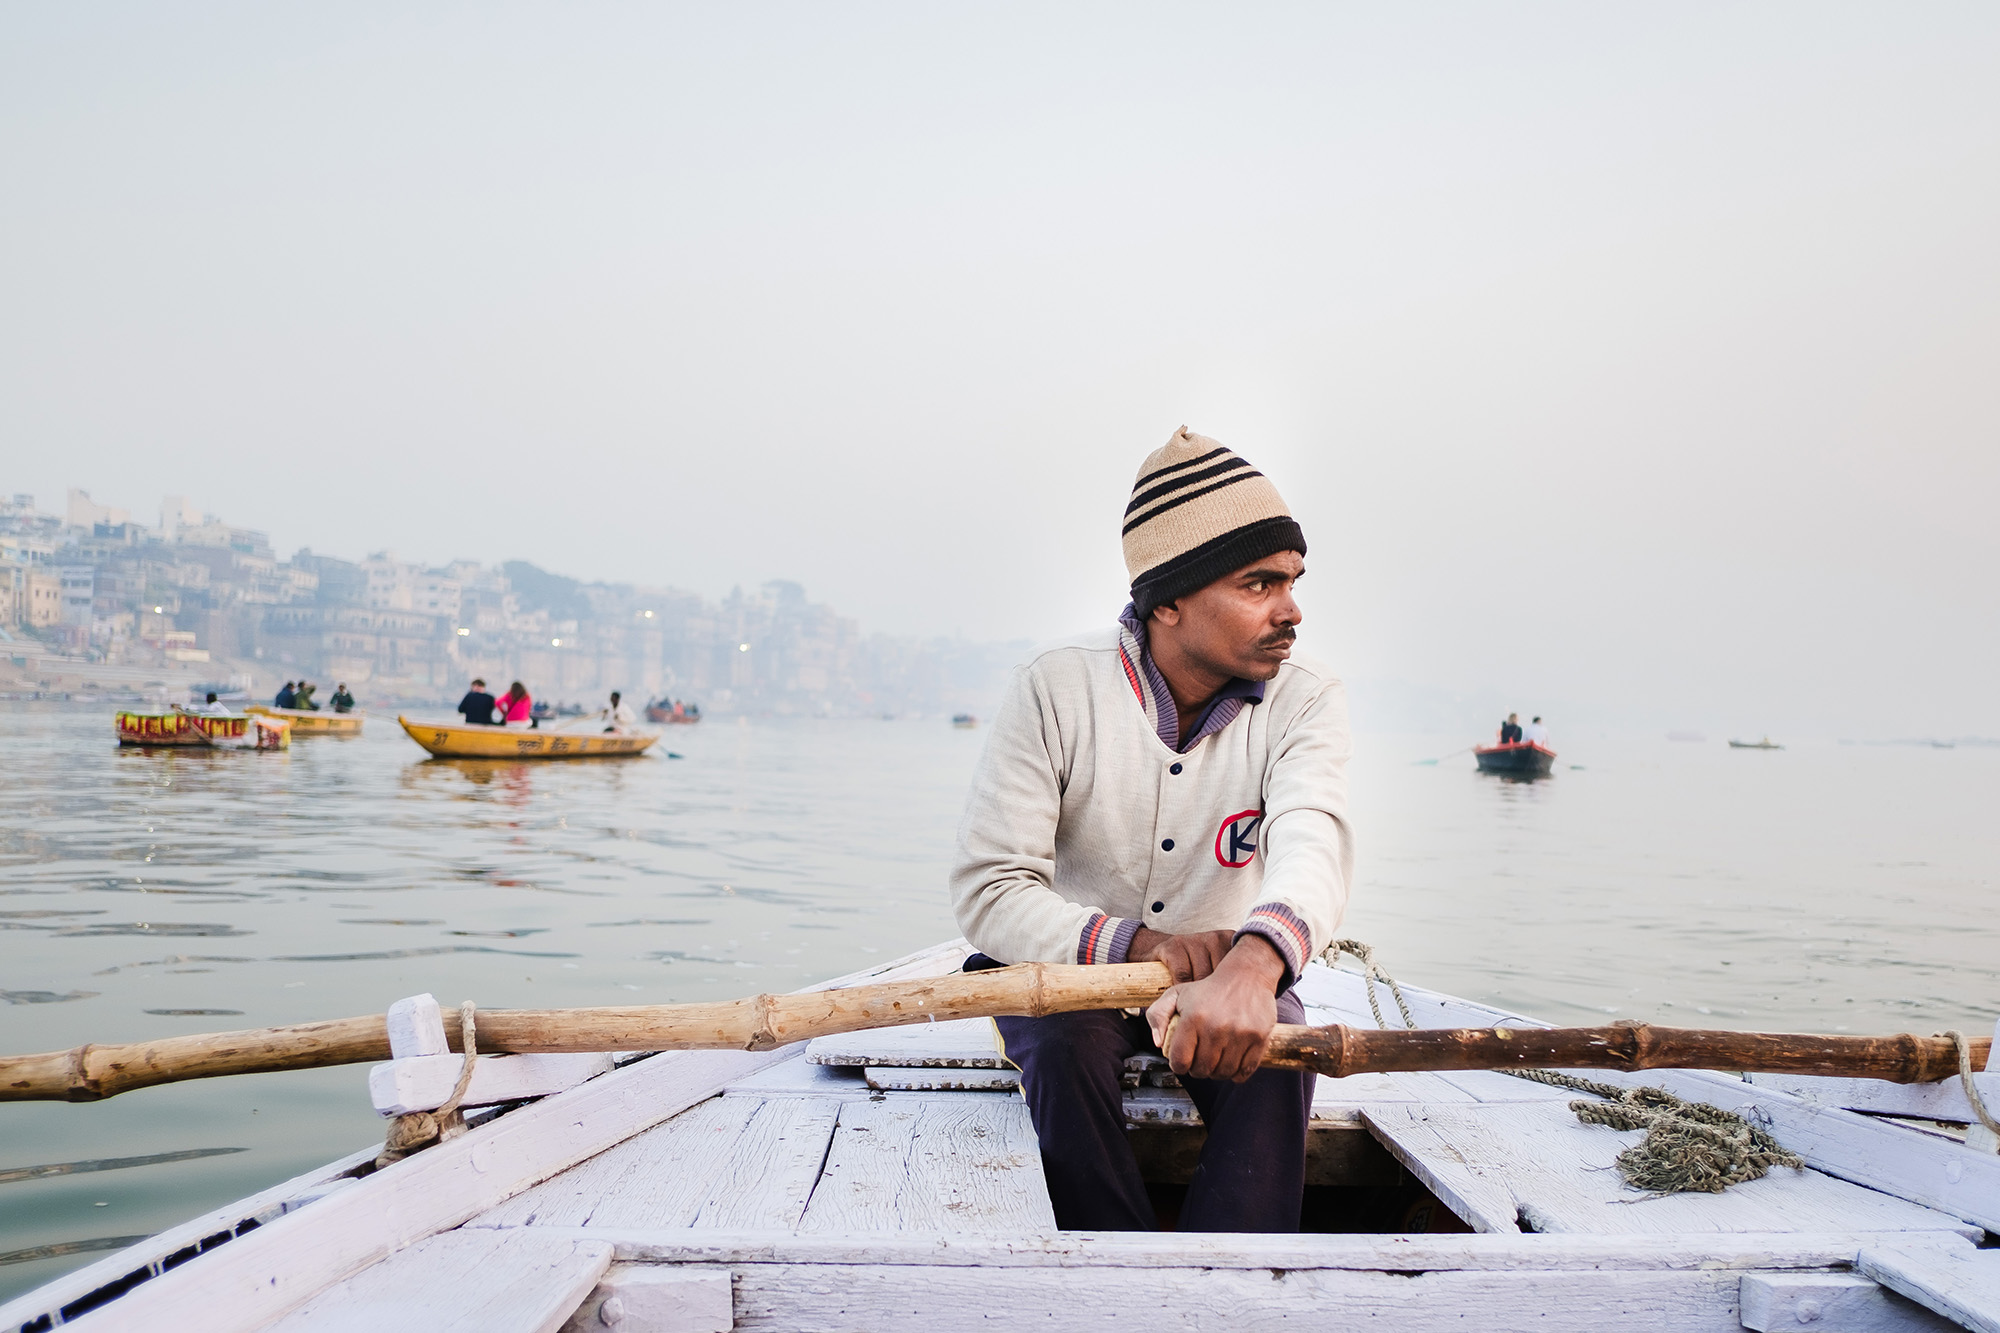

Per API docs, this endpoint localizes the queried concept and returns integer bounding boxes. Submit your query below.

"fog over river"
[3,702,1995,1298]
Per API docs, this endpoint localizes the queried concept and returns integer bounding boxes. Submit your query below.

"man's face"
[1152,550,1305,681]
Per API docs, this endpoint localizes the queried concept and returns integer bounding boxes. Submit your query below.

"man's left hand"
[1144,934,1286,1083]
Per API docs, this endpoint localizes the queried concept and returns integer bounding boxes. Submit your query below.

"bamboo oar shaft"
[2,960,1987,1103]
[1262,1023,1990,1085]
[1,962,1175,1102]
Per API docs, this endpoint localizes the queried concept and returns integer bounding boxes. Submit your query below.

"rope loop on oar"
[1941,1029,2000,1139]
[375,1001,479,1169]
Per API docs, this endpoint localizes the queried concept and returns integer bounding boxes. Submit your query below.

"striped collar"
[1115,604,1265,754]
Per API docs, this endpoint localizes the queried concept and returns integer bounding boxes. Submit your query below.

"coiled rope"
[1319,942,1804,1195]
[375,1001,478,1168]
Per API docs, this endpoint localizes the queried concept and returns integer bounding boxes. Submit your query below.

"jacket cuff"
[1236,902,1312,991]
[1077,912,1142,965]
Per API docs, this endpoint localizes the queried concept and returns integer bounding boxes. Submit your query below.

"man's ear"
[1150,601,1181,628]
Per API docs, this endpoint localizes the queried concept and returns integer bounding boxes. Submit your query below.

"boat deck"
[8,942,1998,1333]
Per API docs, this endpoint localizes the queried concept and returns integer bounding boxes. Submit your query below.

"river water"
[3,701,1996,1301]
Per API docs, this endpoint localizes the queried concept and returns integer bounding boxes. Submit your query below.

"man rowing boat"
[952,427,1352,1231]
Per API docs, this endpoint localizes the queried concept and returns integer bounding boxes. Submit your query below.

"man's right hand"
[1127,927,1237,984]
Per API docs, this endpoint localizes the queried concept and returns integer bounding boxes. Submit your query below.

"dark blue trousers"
[996,989,1312,1232]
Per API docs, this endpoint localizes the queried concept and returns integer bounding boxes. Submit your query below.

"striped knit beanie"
[1124,427,1306,618]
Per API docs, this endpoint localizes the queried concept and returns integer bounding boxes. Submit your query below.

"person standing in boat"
[1499,712,1522,744]
[457,678,498,725]
[952,426,1350,1233]
[274,680,297,709]
[330,682,356,714]
[1523,715,1549,747]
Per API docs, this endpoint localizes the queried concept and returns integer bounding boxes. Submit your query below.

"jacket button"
[1160,838,1174,851]
[1169,762,1183,775]
[1151,901,1165,913]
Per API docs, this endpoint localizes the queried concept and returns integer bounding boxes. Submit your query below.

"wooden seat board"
[798,1095,1056,1233]
[805,1016,1007,1068]
[474,1096,838,1231]
[1859,1240,2000,1333]
[263,1230,612,1333]
[1364,1102,1981,1239]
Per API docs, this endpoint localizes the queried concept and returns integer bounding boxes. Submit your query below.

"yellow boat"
[246,705,365,736]
[397,716,662,759]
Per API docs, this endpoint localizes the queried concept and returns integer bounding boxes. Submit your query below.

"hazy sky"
[5,5,1996,736]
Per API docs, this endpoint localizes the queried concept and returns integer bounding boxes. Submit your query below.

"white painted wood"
[263,1230,613,1333]
[1747,1071,2000,1124]
[1545,1066,2000,1236]
[798,1095,1055,1233]
[804,1016,1006,1068]
[1363,1102,1978,1239]
[369,1051,616,1115]
[0,1144,383,1333]
[1740,1272,1962,1332]
[560,1267,732,1333]
[1298,960,2000,1235]
[475,1097,840,1232]
[385,993,449,1059]
[1961,1017,1999,1155]
[1122,1085,1201,1124]
[864,1066,1020,1091]
[524,1226,1978,1273]
[715,1264,1752,1333]
[53,941,972,1333]
[718,1055,869,1099]
[1859,1241,2000,1333]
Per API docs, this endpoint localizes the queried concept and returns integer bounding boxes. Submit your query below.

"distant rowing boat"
[397,716,661,759]
[246,704,364,735]
[115,711,290,750]
[1473,740,1556,776]
[1729,737,1784,750]
[952,714,978,729]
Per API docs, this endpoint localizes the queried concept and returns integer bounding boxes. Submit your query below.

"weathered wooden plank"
[1740,1272,1963,1332]
[369,1051,615,1114]
[0,1144,382,1333]
[864,1066,1021,1091]
[1859,1242,2000,1333]
[804,1016,1006,1068]
[1298,961,2000,1236]
[530,1226,1977,1273]
[559,1267,732,1333]
[1555,1066,2000,1236]
[1363,1102,1979,1239]
[798,1096,1055,1233]
[475,1096,765,1228]
[1747,1071,2000,1123]
[690,1098,844,1231]
[719,1264,1753,1333]
[263,1230,613,1333]
[52,941,973,1333]
[719,1055,869,1099]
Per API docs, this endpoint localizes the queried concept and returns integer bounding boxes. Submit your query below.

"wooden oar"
[1,962,1986,1103]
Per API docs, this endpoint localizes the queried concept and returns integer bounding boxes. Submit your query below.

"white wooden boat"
[6,942,1997,1333]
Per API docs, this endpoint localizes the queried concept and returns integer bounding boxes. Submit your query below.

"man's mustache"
[1256,629,1298,651]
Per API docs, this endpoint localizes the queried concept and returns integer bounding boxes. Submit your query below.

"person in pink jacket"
[497,681,533,725]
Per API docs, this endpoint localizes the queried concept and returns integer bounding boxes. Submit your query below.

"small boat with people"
[1472,739,1556,776]
[397,715,662,759]
[245,704,365,736]
[644,697,701,724]
[4,938,1996,1333]
[952,713,978,728]
[1730,737,1785,750]
[114,709,291,750]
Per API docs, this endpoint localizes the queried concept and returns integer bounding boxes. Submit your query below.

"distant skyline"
[6,5,1997,738]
